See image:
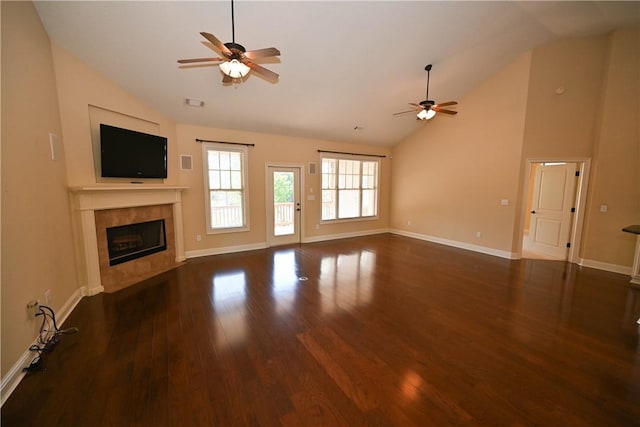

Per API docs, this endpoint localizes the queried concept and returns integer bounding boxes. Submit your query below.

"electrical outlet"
[196,234,202,242]
[27,301,40,319]
[476,231,482,238]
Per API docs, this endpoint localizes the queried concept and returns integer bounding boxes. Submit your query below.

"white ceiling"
[34,1,640,147]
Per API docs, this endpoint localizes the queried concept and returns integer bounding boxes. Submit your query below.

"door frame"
[265,163,305,246]
[519,157,591,264]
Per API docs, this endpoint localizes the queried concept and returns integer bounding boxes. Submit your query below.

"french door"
[266,166,301,246]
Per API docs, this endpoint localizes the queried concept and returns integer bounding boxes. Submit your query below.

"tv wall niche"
[88,105,164,183]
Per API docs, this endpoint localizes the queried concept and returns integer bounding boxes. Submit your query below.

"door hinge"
[570,207,576,213]
[575,171,580,177]
[566,242,571,248]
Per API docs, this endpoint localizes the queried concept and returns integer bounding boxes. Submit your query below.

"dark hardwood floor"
[3,234,640,426]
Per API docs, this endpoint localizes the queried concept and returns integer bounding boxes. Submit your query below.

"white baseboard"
[1,287,84,407]
[302,228,389,244]
[184,230,391,259]
[185,229,515,260]
[185,242,268,259]
[578,258,632,276]
[82,285,104,296]
[390,229,518,260]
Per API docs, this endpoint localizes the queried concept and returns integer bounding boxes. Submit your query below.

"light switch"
[500,199,509,206]
[600,205,608,213]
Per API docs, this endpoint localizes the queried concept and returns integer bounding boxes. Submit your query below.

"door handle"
[530,210,536,214]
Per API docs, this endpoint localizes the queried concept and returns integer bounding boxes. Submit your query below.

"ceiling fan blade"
[408,103,423,108]
[435,101,458,107]
[244,47,281,59]
[200,32,231,55]
[177,57,225,64]
[222,73,233,84]
[393,110,417,116]
[434,108,458,115]
[245,61,279,81]
[178,63,219,69]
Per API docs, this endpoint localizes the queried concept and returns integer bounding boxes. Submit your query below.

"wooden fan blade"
[178,63,219,69]
[177,57,225,64]
[222,73,233,84]
[245,61,279,81]
[245,47,281,59]
[393,110,417,116]
[435,108,458,115]
[200,32,231,54]
[435,101,457,107]
[408,103,423,108]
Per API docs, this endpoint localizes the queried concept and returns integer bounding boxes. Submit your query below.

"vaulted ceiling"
[34,1,640,147]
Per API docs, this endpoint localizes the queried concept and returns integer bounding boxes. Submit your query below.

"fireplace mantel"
[69,185,188,295]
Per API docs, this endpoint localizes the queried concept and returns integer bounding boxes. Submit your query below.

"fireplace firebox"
[106,219,167,266]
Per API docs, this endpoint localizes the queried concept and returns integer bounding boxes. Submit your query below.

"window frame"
[202,142,250,234]
[320,153,380,223]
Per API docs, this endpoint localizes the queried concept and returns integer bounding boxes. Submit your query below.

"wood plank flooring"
[3,234,640,426]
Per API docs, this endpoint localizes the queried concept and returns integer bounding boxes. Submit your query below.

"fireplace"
[69,186,187,295]
[107,219,167,266]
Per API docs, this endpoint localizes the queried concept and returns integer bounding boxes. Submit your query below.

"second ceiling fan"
[394,64,458,120]
[177,0,280,83]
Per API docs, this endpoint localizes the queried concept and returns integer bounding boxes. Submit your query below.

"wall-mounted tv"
[100,124,168,179]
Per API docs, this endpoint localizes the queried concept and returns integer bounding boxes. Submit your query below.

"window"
[203,143,249,233]
[321,155,379,221]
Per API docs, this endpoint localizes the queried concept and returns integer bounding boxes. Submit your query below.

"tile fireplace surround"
[69,186,187,295]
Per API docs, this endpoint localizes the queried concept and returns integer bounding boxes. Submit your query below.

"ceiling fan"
[177,0,280,83]
[394,64,458,120]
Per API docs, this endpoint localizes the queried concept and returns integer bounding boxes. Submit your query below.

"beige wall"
[1,2,79,377]
[177,124,391,253]
[391,28,639,268]
[390,52,531,255]
[521,35,608,159]
[581,28,640,265]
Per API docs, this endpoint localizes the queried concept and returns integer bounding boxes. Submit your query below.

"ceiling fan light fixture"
[417,109,436,120]
[219,59,250,78]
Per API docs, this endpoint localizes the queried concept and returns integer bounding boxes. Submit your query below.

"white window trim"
[202,142,250,234]
[320,153,380,223]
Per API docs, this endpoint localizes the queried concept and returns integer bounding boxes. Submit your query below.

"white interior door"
[267,166,301,246]
[528,163,577,260]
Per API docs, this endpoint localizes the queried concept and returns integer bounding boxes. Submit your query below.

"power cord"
[23,305,79,373]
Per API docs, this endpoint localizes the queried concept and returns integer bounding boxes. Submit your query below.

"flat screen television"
[100,124,168,179]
